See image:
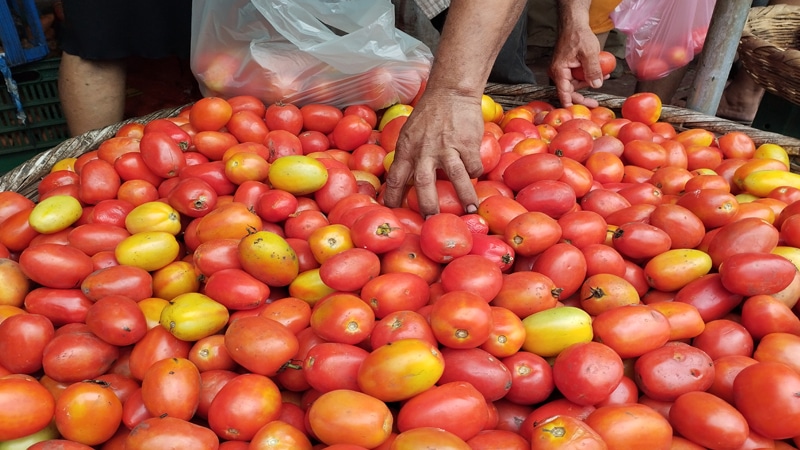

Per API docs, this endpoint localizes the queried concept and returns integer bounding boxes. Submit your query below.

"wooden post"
[686,0,752,115]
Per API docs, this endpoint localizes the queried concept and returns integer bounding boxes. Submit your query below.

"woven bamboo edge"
[0,106,187,201]
[485,83,800,156]
[738,4,800,106]
[3,84,800,199]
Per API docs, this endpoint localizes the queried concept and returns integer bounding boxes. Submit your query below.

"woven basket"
[3,85,800,199]
[738,4,800,106]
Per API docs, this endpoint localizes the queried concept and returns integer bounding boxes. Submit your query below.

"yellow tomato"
[735,193,759,203]
[27,195,82,234]
[238,230,299,287]
[753,143,790,169]
[267,155,328,196]
[0,259,30,307]
[115,231,180,272]
[125,201,182,235]
[772,246,800,271]
[307,223,353,264]
[159,292,229,341]
[480,94,498,123]
[288,268,336,307]
[383,150,395,173]
[50,157,77,173]
[357,338,445,402]
[742,170,800,197]
[522,306,593,358]
[151,260,201,301]
[643,248,713,292]
[378,103,413,131]
[138,297,170,329]
[350,170,381,192]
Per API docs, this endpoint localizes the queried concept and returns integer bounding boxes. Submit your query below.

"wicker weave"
[738,4,800,106]
[2,85,800,199]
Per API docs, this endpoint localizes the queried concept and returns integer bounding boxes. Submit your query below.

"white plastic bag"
[190,0,433,109]
[611,0,717,80]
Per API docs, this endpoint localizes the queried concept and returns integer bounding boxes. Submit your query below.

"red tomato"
[492,271,559,318]
[167,176,219,218]
[139,131,186,178]
[552,341,624,406]
[348,206,406,255]
[733,361,800,439]
[140,357,200,421]
[397,381,490,442]
[391,427,470,450]
[22,287,92,326]
[85,294,147,346]
[309,292,375,345]
[419,212,473,263]
[707,355,758,404]
[307,389,393,448]
[224,315,298,376]
[692,319,754,360]
[674,273,743,322]
[300,103,343,134]
[740,294,800,340]
[719,252,797,296]
[579,273,640,316]
[303,342,369,393]
[189,96,232,132]
[0,375,55,441]
[437,347,513,401]
[528,414,607,450]
[586,403,672,449]
[55,379,122,446]
[207,373,282,441]
[610,221,672,261]
[440,254,503,302]
[360,271,430,319]
[621,92,662,125]
[264,102,303,135]
[124,416,219,450]
[557,209,608,249]
[128,325,192,381]
[430,290,493,349]
[580,243,627,278]
[77,158,121,205]
[80,264,153,302]
[41,325,120,383]
[502,152,564,192]
[669,391,749,449]
[592,304,671,359]
[532,242,587,299]
[203,268,270,311]
[634,341,715,402]
[332,114,372,151]
[500,351,555,405]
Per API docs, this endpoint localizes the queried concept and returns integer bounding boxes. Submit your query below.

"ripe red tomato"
[500,351,555,405]
[309,292,375,345]
[620,92,663,125]
[224,315,298,377]
[207,373,282,441]
[300,103,343,134]
[718,252,797,296]
[733,361,800,439]
[55,379,123,446]
[360,271,431,319]
[307,389,393,448]
[125,416,219,450]
[430,290,493,349]
[553,341,624,406]
[439,254,503,302]
[189,96,233,132]
[571,50,617,80]
[669,391,749,449]
[0,375,55,441]
[585,403,672,449]
[128,325,192,381]
[41,325,120,383]
[419,212,473,263]
[437,347,512,401]
[528,414,607,450]
[592,304,671,359]
[84,294,147,346]
[634,341,715,402]
[349,206,407,254]
[140,357,201,421]
[397,381,490,442]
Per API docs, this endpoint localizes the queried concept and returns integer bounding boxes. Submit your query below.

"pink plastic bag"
[611,0,717,80]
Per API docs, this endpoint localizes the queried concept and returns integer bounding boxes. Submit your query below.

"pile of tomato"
[1,87,800,450]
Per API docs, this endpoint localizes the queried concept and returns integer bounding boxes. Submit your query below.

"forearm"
[557,0,592,32]
[426,0,527,97]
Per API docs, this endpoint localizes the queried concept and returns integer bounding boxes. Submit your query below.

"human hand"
[382,89,484,218]
[550,24,604,108]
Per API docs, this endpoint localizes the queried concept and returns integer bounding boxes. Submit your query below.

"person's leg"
[58,51,127,136]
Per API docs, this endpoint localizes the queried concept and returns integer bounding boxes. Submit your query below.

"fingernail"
[590,79,602,88]
[466,204,478,214]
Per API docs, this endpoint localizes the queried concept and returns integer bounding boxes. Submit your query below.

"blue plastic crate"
[0,0,49,68]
